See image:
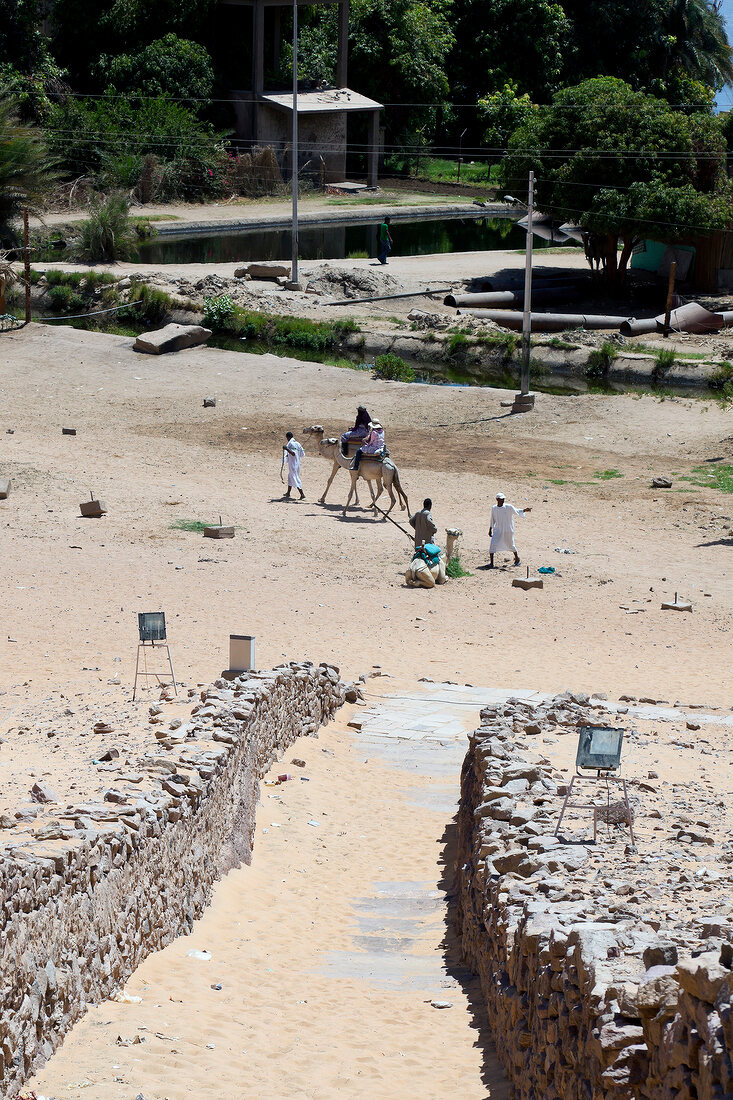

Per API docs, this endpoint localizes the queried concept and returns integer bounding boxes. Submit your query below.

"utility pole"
[291,0,299,288]
[23,208,31,324]
[506,170,535,413]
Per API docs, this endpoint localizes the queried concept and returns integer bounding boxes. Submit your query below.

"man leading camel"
[486,492,531,567]
[282,431,306,500]
[409,498,437,549]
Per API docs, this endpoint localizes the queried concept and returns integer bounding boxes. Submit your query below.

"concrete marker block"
[661,599,692,612]
[0,478,10,499]
[203,526,235,539]
[80,499,107,517]
[512,577,544,590]
[62,428,77,436]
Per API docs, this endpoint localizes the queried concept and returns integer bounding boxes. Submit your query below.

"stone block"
[512,577,544,590]
[134,324,212,355]
[234,263,290,280]
[0,478,10,499]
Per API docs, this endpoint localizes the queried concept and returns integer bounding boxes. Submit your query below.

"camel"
[303,425,409,514]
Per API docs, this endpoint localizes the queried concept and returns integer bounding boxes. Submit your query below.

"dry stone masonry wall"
[455,693,733,1100]
[0,661,344,1099]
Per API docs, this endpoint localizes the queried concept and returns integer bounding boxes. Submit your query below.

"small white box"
[230,635,255,671]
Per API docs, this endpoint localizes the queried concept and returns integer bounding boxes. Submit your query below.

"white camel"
[303,425,409,515]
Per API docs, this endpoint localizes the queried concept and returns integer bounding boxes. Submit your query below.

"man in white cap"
[486,492,531,567]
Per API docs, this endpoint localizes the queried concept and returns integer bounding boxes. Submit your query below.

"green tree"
[0,96,53,244]
[99,33,214,107]
[478,83,534,149]
[448,0,571,107]
[504,77,731,284]
[294,0,455,140]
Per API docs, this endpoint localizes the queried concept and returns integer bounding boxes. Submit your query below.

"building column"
[253,0,265,96]
[336,0,350,87]
[367,108,380,187]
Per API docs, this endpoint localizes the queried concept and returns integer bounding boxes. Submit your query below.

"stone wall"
[0,661,344,1098]
[455,699,733,1100]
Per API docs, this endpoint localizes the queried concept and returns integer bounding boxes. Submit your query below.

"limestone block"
[676,953,729,1004]
[234,263,290,280]
[79,498,107,517]
[134,324,212,355]
[0,478,10,499]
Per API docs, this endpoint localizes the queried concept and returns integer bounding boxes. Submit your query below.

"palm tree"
[0,97,53,245]
[654,0,733,91]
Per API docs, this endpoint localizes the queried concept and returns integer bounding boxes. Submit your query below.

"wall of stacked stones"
[455,704,733,1100]
[0,661,344,1098]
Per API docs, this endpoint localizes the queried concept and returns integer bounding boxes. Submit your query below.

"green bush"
[47,284,85,313]
[126,283,175,326]
[446,556,473,578]
[74,194,135,262]
[47,95,229,202]
[372,353,416,383]
[447,332,468,354]
[203,294,236,331]
[585,341,618,378]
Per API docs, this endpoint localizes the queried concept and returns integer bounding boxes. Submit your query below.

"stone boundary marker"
[0,661,344,1097]
[455,696,733,1100]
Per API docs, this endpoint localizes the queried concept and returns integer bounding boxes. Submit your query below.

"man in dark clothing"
[378,216,393,265]
[409,498,437,548]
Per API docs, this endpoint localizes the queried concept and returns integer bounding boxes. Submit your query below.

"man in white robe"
[283,431,305,499]
[487,492,531,567]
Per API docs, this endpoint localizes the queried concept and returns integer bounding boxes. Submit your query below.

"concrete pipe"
[619,318,658,336]
[461,310,628,331]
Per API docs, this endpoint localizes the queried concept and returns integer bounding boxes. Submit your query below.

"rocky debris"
[652,477,673,489]
[133,323,212,355]
[304,265,401,300]
[454,694,733,1100]
[30,782,58,804]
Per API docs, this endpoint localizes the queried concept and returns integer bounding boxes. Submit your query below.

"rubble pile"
[456,693,733,1100]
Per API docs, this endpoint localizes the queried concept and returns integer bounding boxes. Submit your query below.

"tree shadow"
[437,817,510,1098]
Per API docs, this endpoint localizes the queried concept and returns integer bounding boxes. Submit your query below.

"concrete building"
[220,0,382,185]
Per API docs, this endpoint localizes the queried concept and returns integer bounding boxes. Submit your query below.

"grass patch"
[206,302,359,352]
[709,363,733,404]
[546,337,580,352]
[594,469,624,480]
[170,519,215,533]
[346,249,369,259]
[405,156,500,188]
[681,463,733,493]
[446,555,473,578]
[447,332,469,355]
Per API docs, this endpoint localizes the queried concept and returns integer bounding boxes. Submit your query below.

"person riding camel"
[351,419,385,470]
[341,406,371,455]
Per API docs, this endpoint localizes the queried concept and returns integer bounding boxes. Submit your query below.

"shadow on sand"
[437,818,510,1098]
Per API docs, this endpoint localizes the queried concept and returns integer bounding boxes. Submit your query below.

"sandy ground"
[28,683,511,1100]
[1,317,731,1097]
[1,321,730,708]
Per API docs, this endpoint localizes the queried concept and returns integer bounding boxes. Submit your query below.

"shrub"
[372,353,416,383]
[126,283,175,326]
[45,268,83,287]
[47,284,85,312]
[74,193,135,262]
[585,341,618,378]
[203,294,236,331]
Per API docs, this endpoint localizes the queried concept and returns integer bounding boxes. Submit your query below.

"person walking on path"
[485,492,531,567]
[282,431,306,500]
[378,216,393,265]
[409,498,438,549]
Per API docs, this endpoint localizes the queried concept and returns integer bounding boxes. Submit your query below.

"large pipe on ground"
[445,285,581,308]
[460,309,628,331]
[619,318,658,336]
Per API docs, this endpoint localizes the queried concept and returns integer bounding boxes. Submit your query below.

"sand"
[1,316,731,1097]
